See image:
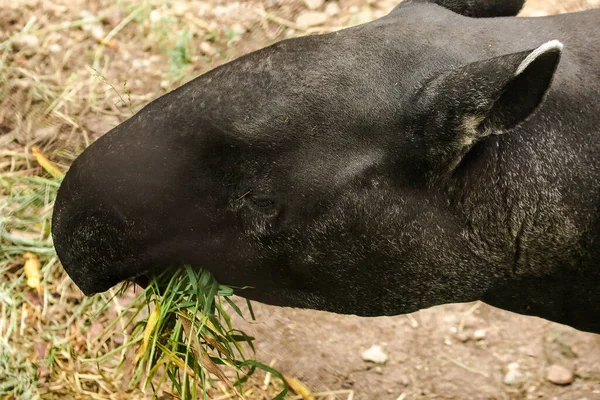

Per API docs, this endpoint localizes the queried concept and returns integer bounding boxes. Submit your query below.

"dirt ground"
[1,0,599,399]
[233,301,600,399]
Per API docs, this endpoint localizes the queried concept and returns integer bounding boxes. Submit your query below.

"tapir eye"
[235,190,280,219]
[250,197,276,209]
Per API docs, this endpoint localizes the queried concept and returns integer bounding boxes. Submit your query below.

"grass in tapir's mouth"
[93,266,288,400]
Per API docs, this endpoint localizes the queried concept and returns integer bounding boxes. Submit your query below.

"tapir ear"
[478,40,563,133]
[417,40,563,171]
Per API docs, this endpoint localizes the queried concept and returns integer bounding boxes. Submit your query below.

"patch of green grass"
[167,29,194,84]
[91,267,289,400]
[0,170,62,399]
[0,337,37,398]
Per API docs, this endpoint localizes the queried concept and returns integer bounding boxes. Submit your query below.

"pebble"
[12,34,40,51]
[503,362,524,386]
[199,42,216,56]
[361,344,389,364]
[325,1,341,15]
[171,1,189,16]
[546,364,574,385]
[444,314,458,324]
[230,23,246,35]
[456,331,470,342]
[34,126,59,141]
[398,374,410,386]
[132,59,151,69]
[473,329,486,340]
[48,44,62,53]
[149,10,162,23]
[304,0,325,10]
[296,11,328,27]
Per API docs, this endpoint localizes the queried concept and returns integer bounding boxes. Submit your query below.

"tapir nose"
[51,113,185,295]
[51,99,223,295]
[52,152,140,295]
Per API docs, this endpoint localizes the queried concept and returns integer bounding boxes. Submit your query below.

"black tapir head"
[52,0,565,316]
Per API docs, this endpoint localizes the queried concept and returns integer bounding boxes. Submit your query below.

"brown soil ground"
[234,301,600,399]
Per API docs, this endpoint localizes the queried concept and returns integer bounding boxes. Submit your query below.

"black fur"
[404,0,525,18]
[52,1,600,333]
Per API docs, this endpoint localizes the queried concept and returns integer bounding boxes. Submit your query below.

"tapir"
[52,0,600,333]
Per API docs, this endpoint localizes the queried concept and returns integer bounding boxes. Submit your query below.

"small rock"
[34,126,59,141]
[296,11,328,27]
[89,24,105,41]
[171,1,189,16]
[149,10,162,23]
[12,34,40,51]
[341,375,355,389]
[361,344,389,364]
[444,314,458,323]
[51,4,68,13]
[304,0,324,10]
[398,375,410,386]
[132,59,150,69]
[230,23,246,35]
[546,364,574,385]
[284,28,296,38]
[503,362,524,386]
[456,331,470,342]
[473,329,486,340]
[79,10,94,20]
[325,1,341,15]
[460,313,480,330]
[199,42,216,56]
[374,366,383,374]
[48,44,62,53]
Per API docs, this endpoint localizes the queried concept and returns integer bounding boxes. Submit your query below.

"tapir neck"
[481,271,600,334]
[448,117,600,333]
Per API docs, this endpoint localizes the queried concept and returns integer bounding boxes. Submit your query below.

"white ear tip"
[541,40,564,52]
[516,40,564,76]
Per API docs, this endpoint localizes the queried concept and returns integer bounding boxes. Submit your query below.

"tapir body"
[52,0,600,333]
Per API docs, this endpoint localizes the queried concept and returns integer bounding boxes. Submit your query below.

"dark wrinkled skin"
[52,0,600,333]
